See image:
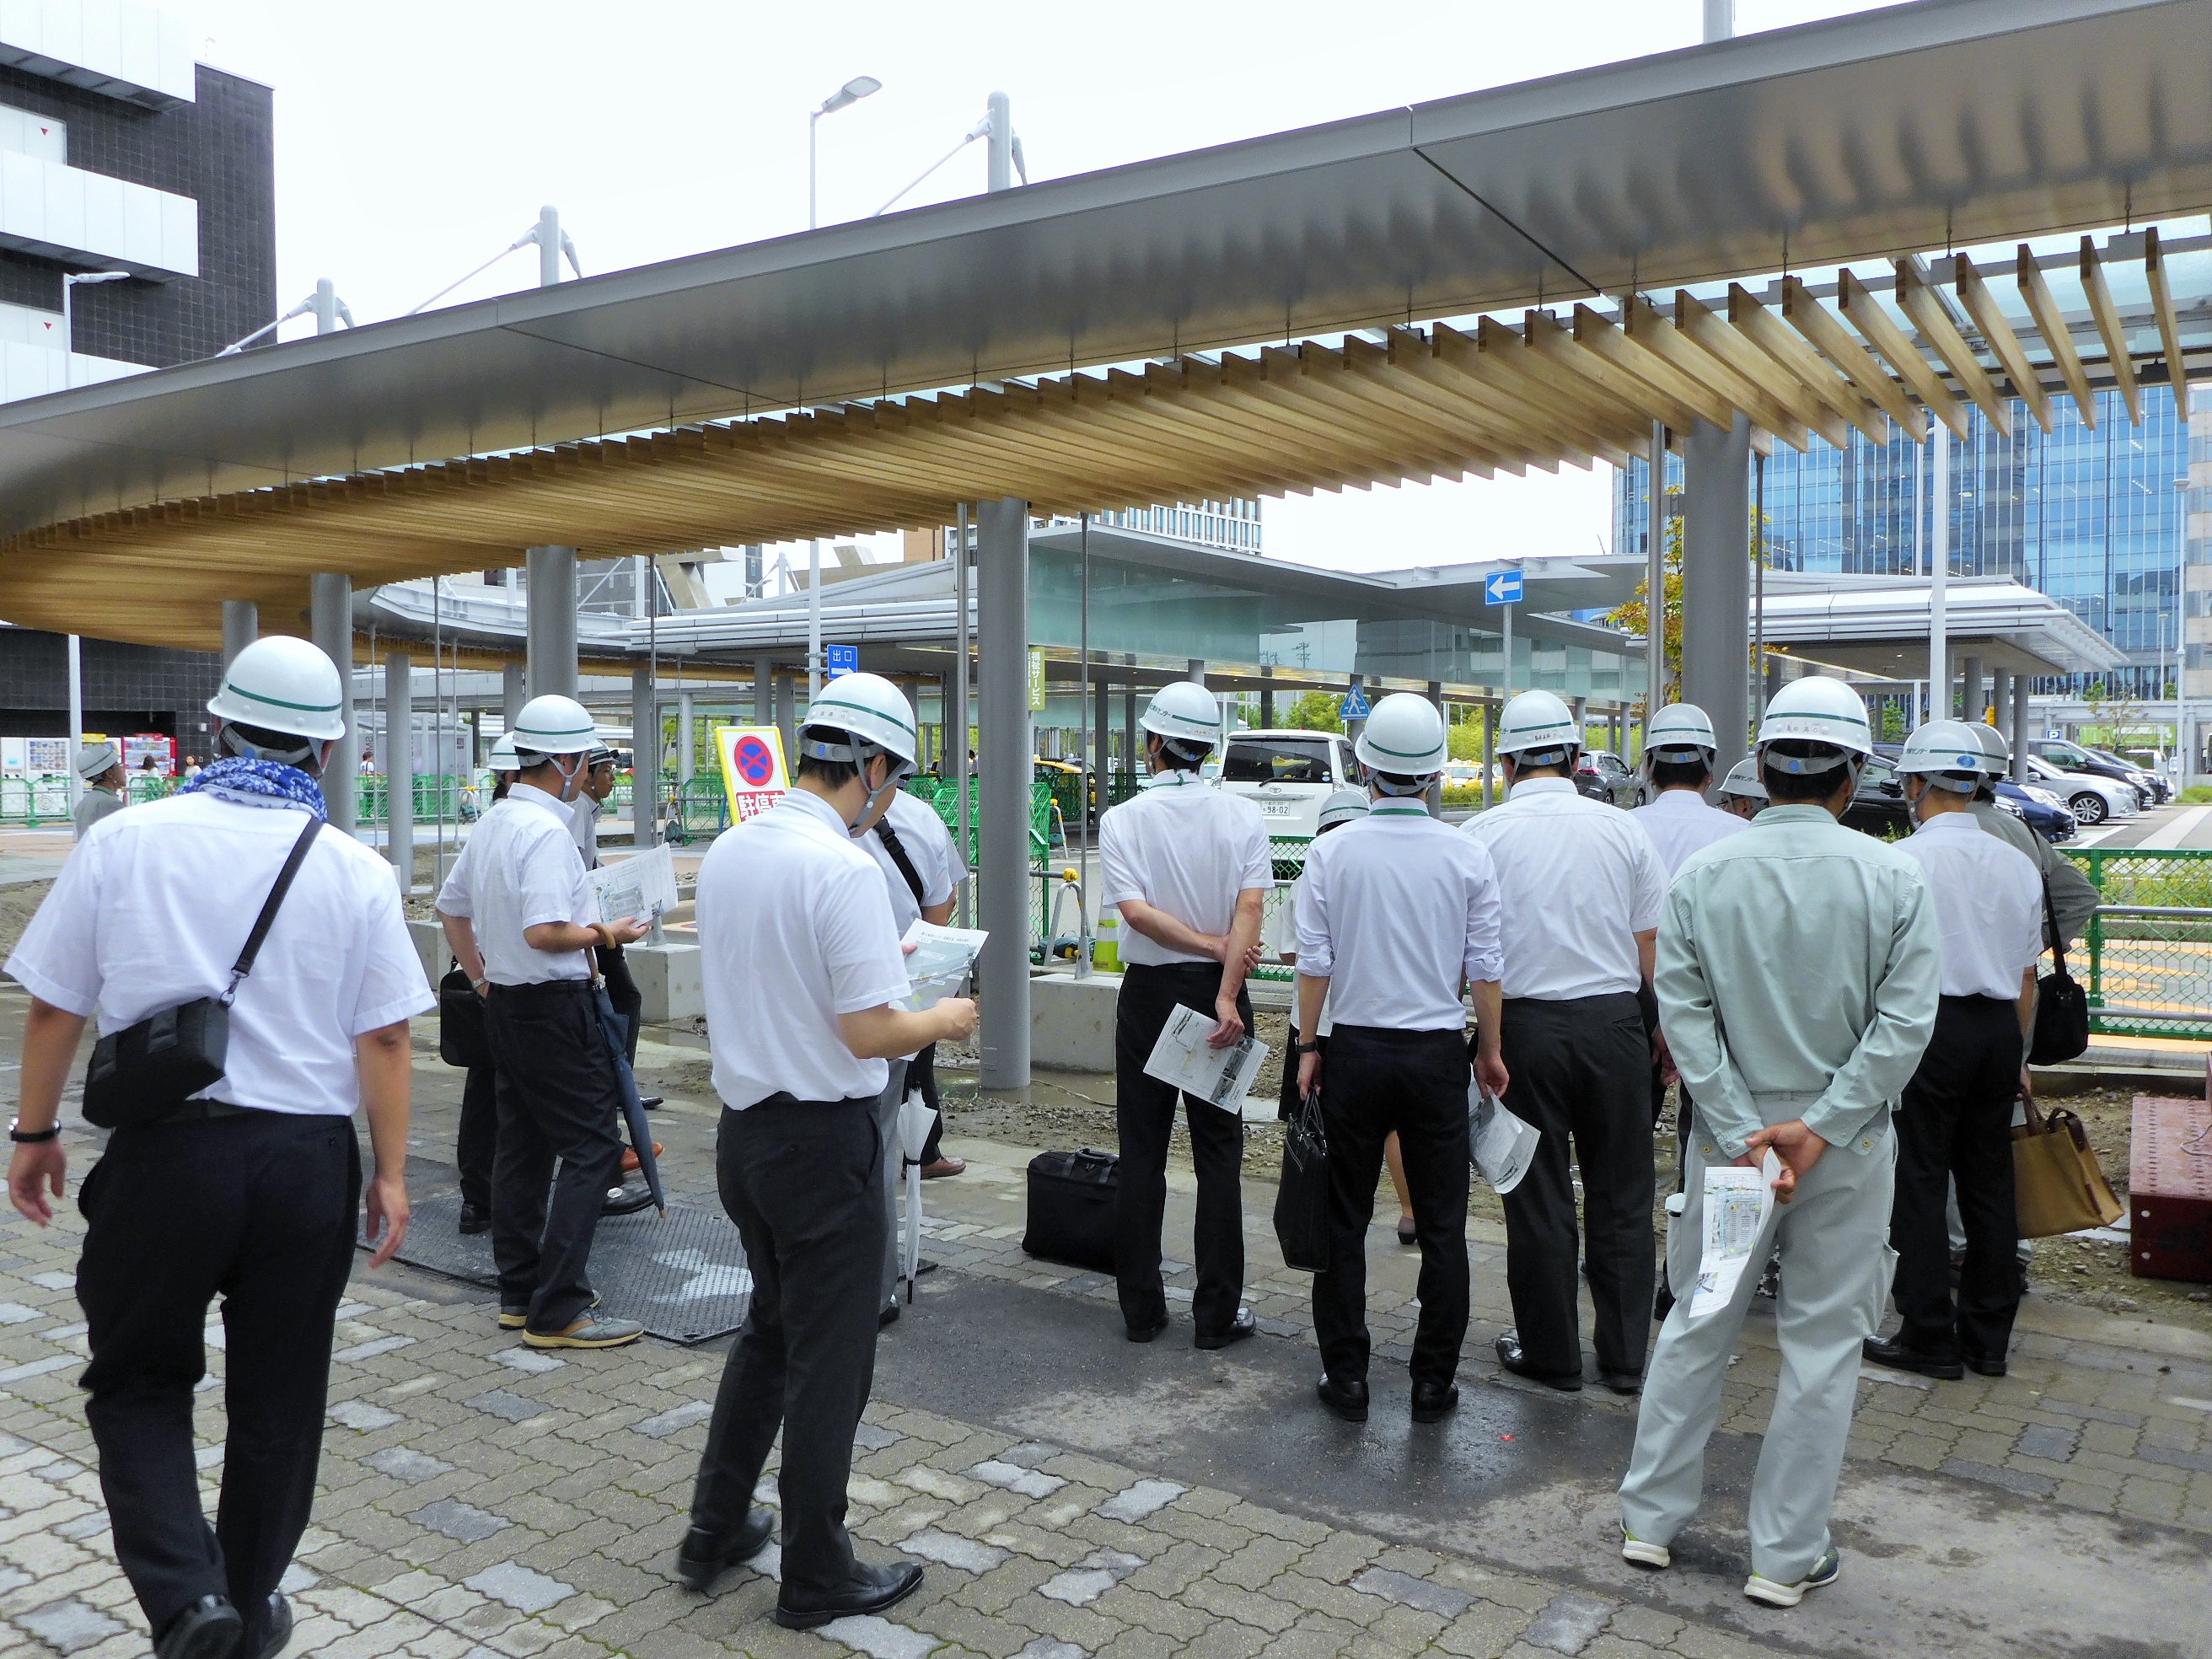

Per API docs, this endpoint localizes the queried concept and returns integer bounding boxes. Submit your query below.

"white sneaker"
[1619,1523,1670,1570]
[1743,1547,1840,1608]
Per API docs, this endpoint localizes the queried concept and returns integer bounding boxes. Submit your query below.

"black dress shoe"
[1125,1314,1169,1344]
[1316,1373,1370,1422]
[1599,1370,1645,1397]
[457,1203,489,1236]
[1410,1380,1459,1422]
[156,1594,242,1659]
[676,1510,775,1592]
[639,1095,664,1111]
[1652,1284,1675,1322]
[1195,1307,1256,1350]
[1962,1351,2008,1378]
[1495,1331,1581,1392]
[1862,1335,1964,1381]
[602,1184,657,1216]
[879,1301,901,1329]
[774,1560,925,1629]
[255,1592,293,1659]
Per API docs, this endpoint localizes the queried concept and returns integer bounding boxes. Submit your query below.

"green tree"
[1447,705,1488,760]
[1283,690,1345,733]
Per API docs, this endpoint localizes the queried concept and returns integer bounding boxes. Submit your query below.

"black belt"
[119,1098,255,1130]
[747,1091,878,1111]
[486,978,597,1002]
[1123,960,1226,978]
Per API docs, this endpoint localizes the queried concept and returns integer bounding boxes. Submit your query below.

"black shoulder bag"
[83,814,323,1129]
[2027,876,2091,1066]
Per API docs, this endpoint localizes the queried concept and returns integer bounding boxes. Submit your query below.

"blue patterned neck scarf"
[180,757,328,822]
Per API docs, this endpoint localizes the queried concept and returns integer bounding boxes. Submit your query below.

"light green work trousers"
[1619,1091,1898,1587]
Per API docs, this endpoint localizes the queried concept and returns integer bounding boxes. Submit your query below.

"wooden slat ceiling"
[3,232,2201,653]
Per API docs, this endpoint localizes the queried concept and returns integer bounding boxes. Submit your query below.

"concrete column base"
[628,942,703,1023]
[1029,971,1121,1073]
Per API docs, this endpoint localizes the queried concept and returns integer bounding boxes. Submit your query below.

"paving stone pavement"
[1,1017,2208,1658]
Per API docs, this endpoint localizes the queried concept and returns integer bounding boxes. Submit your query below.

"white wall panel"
[0,0,196,108]
[0,148,196,276]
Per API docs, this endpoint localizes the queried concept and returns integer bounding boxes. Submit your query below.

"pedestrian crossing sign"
[1340,685,1372,722]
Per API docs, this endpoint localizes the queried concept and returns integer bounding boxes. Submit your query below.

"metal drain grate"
[368,1191,752,1345]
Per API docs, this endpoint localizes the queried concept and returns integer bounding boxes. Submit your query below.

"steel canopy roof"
[0,0,2205,534]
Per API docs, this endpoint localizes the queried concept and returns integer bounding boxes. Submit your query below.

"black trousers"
[690,1095,884,1600]
[1891,994,2024,1361]
[457,1060,497,1216]
[1113,962,1253,1338]
[75,1111,358,1654]
[598,943,642,1066]
[484,979,626,1333]
[1311,1024,1472,1388]
[1499,992,1654,1381]
[910,1044,946,1165]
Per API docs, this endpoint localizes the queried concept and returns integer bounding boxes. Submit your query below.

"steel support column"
[221,601,257,668]
[1681,414,1753,787]
[1426,679,1446,816]
[2012,677,2032,781]
[1989,667,2011,735]
[632,663,658,847]
[1961,656,1985,725]
[309,573,357,832]
[679,692,695,783]
[977,497,1033,1091]
[502,663,526,725]
[774,674,795,764]
[384,651,412,888]
[525,545,577,701]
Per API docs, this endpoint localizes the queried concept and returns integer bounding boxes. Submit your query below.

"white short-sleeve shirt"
[858,788,963,937]
[1632,786,1748,877]
[1098,772,1271,967]
[436,784,595,985]
[1896,810,2045,999]
[1461,776,1668,1000]
[697,787,913,1110]
[7,793,432,1117]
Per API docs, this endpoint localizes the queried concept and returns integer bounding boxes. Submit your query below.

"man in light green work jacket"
[1617,675,1940,1611]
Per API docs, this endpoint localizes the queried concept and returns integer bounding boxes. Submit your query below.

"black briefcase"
[438,964,489,1069]
[1022,1147,1118,1274]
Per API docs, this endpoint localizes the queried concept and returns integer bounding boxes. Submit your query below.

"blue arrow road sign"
[1340,684,1372,722]
[1485,570,1524,605]
[825,643,859,679]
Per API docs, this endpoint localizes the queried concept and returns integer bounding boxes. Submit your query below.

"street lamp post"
[60,270,129,812]
[809,74,882,230]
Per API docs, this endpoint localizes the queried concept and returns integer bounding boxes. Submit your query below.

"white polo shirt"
[1296,803,1505,1031]
[858,788,964,937]
[7,793,432,1117]
[1461,776,1667,1001]
[1895,809,2044,999]
[1098,771,1272,968]
[571,792,600,868]
[1632,786,1748,877]
[436,783,595,985]
[697,787,912,1110]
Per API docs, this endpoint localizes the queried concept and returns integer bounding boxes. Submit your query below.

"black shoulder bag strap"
[2041,877,2069,983]
[222,814,324,1005]
[874,818,929,907]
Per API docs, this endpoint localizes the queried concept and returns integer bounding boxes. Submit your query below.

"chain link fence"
[2059,847,2212,1039]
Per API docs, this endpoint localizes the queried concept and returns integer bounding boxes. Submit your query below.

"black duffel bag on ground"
[439,961,489,1069]
[83,813,321,1130]
[2029,878,2091,1066]
[1022,1147,1119,1274]
[1273,1087,1332,1273]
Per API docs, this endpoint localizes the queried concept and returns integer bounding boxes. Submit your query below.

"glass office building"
[1612,386,2189,698]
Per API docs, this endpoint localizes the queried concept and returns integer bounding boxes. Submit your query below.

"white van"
[1219,728,1362,837]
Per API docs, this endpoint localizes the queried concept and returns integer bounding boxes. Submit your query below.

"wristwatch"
[8,1120,60,1144]
[1291,1041,1319,1055]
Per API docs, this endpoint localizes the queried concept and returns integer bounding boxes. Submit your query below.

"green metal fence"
[357,775,474,824]
[1248,835,1311,983]
[2059,846,2212,1040]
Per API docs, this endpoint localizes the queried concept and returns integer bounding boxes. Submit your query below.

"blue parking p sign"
[825,643,859,679]
[1485,570,1524,606]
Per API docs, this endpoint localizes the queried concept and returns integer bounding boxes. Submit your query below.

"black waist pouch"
[83,814,321,1130]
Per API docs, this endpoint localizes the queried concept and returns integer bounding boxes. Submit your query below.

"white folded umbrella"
[897,1087,935,1298]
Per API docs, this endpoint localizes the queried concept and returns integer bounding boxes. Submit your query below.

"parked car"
[1842,753,1912,837]
[1219,728,1362,837]
[2086,744,2168,804]
[1574,748,1640,808]
[2026,737,2155,809]
[2024,754,2138,825]
[1992,778,2076,842]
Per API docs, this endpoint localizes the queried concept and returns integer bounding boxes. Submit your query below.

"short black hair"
[796,754,859,787]
[1373,770,1427,794]
[1760,742,1855,803]
[1651,757,1710,789]
[1149,733,1206,773]
[218,721,324,776]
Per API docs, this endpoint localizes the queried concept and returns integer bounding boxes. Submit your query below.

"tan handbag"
[2012,1096,2124,1238]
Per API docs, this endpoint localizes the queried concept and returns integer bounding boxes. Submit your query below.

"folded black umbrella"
[594,983,665,1216]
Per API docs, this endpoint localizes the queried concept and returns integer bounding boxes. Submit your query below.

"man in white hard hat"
[1098,679,1270,1349]
[72,740,128,841]
[1298,693,1503,1424]
[1619,674,1939,1609]
[681,671,975,1627]
[1463,689,1669,1395]
[1868,722,2043,1382]
[436,694,648,1350]
[1632,704,1748,875]
[448,736,522,1236]
[846,683,971,1328]
[1715,757,1768,820]
[6,635,430,1659]
[1962,723,2097,950]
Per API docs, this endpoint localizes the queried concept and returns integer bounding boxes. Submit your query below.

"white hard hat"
[1753,676,1873,772]
[1896,720,1988,793]
[75,741,120,781]
[1354,692,1448,784]
[207,636,346,741]
[1718,757,1768,802]
[489,733,520,772]
[1139,682,1221,752]
[802,671,919,767]
[510,695,598,757]
[1317,787,1370,831]
[1495,689,1581,762]
[1646,702,1718,764]
[1962,721,2011,774]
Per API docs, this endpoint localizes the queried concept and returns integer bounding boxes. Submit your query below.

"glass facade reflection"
[1612,387,2189,697]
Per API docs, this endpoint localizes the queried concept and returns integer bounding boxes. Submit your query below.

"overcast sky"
[186,0,1905,583]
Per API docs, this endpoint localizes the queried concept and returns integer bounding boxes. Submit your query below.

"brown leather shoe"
[919,1157,966,1178]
